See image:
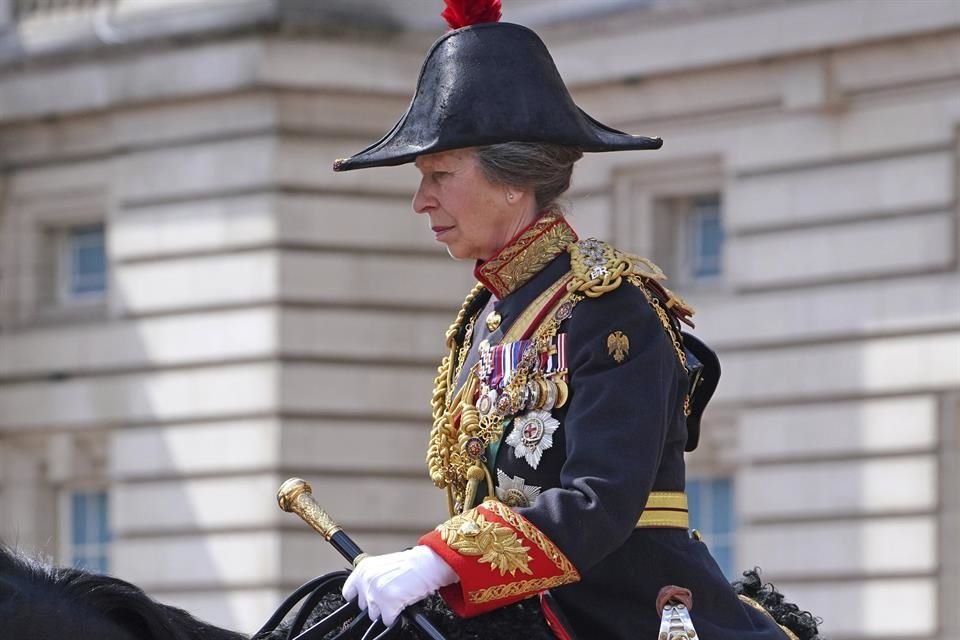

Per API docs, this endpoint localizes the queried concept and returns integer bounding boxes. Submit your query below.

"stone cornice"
[0,35,423,124]
[545,0,960,86]
[0,0,434,68]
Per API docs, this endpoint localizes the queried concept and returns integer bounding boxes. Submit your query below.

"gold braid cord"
[567,238,633,298]
[628,273,692,416]
[428,283,486,490]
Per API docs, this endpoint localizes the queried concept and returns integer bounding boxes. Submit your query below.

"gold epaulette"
[567,238,634,298]
[567,239,695,323]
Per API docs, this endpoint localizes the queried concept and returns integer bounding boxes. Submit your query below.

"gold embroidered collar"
[474,212,578,299]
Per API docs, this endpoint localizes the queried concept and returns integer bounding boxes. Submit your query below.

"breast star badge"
[607,330,629,363]
[495,470,542,508]
[505,410,560,469]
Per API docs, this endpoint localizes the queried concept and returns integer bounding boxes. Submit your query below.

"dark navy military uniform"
[420,215,788,640]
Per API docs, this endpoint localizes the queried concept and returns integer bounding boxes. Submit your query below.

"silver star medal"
[496,470,542,508]
[505,410,560,469]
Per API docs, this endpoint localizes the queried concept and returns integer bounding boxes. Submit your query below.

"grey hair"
[474,143,583,214]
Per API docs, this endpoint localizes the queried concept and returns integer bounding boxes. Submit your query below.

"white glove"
[342,545,458,625]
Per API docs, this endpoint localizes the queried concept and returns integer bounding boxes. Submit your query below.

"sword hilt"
[277,477,364,565]
[278,478,339,539]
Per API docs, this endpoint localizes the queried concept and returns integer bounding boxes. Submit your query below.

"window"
[0,190,109,328]
[67,489,111,573]
[664,194,725,285]
[684,196,724,280]
[610,155,723,286]
[687,476,735,579]
[57,223,108,302]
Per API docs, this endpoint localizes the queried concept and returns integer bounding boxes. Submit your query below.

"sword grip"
[277,477,364,564]
[278,478,340,539]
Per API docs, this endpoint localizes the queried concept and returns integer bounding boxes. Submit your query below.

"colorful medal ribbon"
[489,338,533,389]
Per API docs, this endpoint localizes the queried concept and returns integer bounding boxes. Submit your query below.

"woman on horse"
[334,2,809,639]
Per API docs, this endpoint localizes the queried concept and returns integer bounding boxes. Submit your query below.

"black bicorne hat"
[333,21,662,172]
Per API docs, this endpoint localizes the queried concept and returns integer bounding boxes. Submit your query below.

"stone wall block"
[693,272,960,348]
[738,516,937,578]
[728,211,954,289]
[739,455,937,520]
[112,531,279,589]
[279,363,432,419]
[774,578,936,637]
[116,137,275,205]
[0,308,276,377]
[738,396,938,460]
[274,193,436,252]
[727,151,953,232]
[0,363,277,429]
[275,137,417,194]
[115,252,278,314]
[278,251,474,309]
[718,331,960,403]
[550,0,960,86]
[279,307,448,362]
[111,419,281,479]
[278,419,430,475]
[113,194,279,261]
[112,475,286,535]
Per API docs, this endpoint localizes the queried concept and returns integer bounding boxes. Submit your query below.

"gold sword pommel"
[277,477,342,541]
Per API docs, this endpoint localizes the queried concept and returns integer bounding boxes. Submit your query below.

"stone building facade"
[1,1,958,638]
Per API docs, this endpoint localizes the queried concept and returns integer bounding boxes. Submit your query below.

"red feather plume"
[441,0,503,30]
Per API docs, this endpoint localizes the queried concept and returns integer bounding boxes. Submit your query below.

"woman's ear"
[505,188,526,204]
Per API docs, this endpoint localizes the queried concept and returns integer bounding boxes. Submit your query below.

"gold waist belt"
[635,491,689,529]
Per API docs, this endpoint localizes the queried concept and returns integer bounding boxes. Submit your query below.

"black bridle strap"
[289,576,352,636]
[294,602,369,640]
[254,572,351,638]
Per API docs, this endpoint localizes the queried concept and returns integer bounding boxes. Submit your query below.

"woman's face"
[413,149,536,261]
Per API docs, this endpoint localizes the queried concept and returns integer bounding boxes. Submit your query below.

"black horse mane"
[732,568,825,640]
[0,545,246,640]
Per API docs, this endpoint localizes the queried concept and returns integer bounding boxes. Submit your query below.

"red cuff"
[419,499,580,618]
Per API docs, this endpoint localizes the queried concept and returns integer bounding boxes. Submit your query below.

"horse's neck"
[0,546,248,640]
